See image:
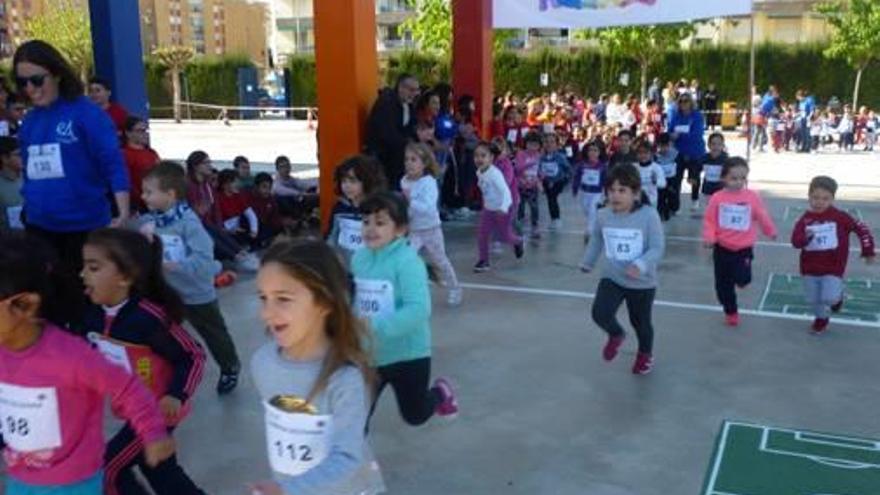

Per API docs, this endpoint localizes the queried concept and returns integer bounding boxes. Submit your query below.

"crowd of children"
[0,75,877,495]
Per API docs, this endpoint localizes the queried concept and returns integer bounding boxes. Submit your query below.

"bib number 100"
[273,440,313,463]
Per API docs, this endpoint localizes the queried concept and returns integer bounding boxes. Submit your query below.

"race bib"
[603,228,644,262]
[354,279,395,321]
[6,205,23,230]
[674,125,690,134]
[565,147,574,158]
[87,333,132,374]
[26,144,64,180]
[0,121,10,137]
[542,123,555,134]
[524,167,538,180]
[506,129,518,143]
[264,403,332,477]
[639,167,655,187]
[541,161,559,177]
[719,204,751,231]
[660,162,676,178]
[159,234,186,263]
[704,164,722,182]
[223,217,240,232]
[337,218,364,251]
[520,127,530,136]
[806,222,839,251]
[581,169,601,187]
[0,384,62,453]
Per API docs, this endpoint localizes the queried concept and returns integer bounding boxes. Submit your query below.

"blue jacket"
[799,96,816,119]
[20,96,129,232]
[667,108,706,161]
[539,151,571,184]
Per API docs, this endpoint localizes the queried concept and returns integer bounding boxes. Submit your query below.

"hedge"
[145,54,255,118]
[275,44,880,109]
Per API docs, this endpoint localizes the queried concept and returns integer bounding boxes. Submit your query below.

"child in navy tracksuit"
[80,229,206,495]
[540,132,572,230]
[654,133,679,220]
[700,133,729,200]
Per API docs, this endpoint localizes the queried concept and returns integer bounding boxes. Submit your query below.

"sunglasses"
[15,74,48,89]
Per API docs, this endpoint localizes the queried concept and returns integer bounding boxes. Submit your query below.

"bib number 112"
[274,440,313,462]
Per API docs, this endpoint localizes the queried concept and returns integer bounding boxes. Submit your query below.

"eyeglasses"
[15,74,48,89]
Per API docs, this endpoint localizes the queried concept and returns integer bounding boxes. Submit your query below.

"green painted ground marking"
[759,273,880,323]
[703,421,880,495]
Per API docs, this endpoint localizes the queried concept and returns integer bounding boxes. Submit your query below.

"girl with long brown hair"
[249,239,384,495]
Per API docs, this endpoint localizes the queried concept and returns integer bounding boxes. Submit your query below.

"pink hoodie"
[0,325,167,486]
[703,187,777,251]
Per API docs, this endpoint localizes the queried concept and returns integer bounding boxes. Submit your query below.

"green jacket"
[351,237,431,367]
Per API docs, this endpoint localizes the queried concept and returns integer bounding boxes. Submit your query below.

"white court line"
[704,421,732,495]
[458,282,880,329]
[758,273,774,312]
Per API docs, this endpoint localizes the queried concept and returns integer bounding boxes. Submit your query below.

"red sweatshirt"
[123,146,160,212]
[791,206,875,277]
[249,192,283,231]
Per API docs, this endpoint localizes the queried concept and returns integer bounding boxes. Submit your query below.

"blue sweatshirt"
[572,160,607,195]
[667,108,706,161]
[539,151,571,184]
[20,96,129,232]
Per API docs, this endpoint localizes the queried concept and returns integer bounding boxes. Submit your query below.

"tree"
[24,0,93,81]
[400,0,452,57]
[576,24,695,100]
[153,46,195,123]
[816,0,880,109]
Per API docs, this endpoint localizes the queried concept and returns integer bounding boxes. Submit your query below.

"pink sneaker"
[602,335,625,361]
[433,377,458,417]
[632,352,653,375]
[725,313,740,327]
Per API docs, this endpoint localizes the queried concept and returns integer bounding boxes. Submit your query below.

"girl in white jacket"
[401,142,462,306]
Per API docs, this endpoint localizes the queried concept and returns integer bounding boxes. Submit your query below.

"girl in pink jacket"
[702,157,778,327]
[0,233,173,495]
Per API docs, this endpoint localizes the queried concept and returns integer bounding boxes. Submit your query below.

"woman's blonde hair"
[405,142,440,177]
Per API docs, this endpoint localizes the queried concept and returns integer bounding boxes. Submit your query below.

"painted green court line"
[759,273,880,323]
[703,421,880,495]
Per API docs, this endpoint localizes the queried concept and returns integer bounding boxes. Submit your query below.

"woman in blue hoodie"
[667,92,707,214]
[14,40,129,326]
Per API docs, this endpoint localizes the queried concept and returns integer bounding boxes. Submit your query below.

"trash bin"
[721,101,738,130]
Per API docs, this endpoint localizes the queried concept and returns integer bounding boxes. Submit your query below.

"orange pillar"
[314,0,378,230]
[452,0,494,137]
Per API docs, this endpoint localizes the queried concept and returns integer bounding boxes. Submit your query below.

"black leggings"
[203,223,244,261]
[370,357,442,427]
[543,179,567,221]
[713,246,753,315]
[104,424,205,495]
[591,278,656,354]
[518,188,540,228]
[25,225,89,328]
[676,157,702,203]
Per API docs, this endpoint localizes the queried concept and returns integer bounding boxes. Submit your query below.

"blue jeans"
[6,471,102,495]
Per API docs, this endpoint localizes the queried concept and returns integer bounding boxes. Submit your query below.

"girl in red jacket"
[791,176,875,333]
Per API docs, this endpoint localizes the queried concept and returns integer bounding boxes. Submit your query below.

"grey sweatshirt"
[582,204,665,289]
[251,341,385,495]
[145,203,222,305]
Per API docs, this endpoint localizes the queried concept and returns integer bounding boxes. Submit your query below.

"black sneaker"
[217,371,239,395]
[514,243,524,259]
[473,260,491,273]
[831,298,844,313]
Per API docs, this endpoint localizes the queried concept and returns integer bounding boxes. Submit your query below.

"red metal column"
[314,0,379,229]
[452,0,494,137]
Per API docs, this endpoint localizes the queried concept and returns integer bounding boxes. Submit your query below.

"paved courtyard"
[145,121,880,494]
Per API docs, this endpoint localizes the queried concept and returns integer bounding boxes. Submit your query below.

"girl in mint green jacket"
[351,192,459,425]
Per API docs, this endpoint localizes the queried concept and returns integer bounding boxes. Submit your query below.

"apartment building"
[139,0,270,66]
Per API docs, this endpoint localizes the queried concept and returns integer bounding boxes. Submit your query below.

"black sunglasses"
[15,74,48,89]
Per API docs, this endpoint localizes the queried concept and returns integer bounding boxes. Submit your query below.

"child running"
[654,133,679,220]
[141,161,242,394]
[539,132,572,230]
[474,141,524,272]
[572,139,607,244]
[327,155,387,263]
[702,157,778,327]
[699,132,729,201]
[515,132,544,239]
[79,228,206,495]
[635,140,667,207]
[791,176,875,333]
[351,192,458,427]
[0,233,174,495]
[249,240,385,495]
[400,142,462,307]
[580,164,665,375]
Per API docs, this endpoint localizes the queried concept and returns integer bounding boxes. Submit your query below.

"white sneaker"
[690,202,700,213]
[491,241,504,254]
[236,252,260,272]
[550,219,562,230]
[447,288,463,307]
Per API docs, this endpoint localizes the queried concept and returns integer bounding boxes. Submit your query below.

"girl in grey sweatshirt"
[581,164,665,375]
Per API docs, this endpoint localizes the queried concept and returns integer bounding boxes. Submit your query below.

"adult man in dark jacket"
[365,73,420,189]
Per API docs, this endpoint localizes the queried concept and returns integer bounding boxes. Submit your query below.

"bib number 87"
[274,440,313,462]
[0,416,30,437]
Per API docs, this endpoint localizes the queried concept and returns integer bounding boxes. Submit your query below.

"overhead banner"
[493,0,753,29]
